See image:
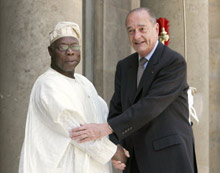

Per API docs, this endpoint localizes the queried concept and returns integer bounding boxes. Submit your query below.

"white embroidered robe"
[19,68,117,173]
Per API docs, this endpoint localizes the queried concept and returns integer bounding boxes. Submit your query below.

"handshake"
[112,145,130,171]
[69,123,130,170]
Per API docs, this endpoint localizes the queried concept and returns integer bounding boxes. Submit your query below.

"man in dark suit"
[70,7,197,173]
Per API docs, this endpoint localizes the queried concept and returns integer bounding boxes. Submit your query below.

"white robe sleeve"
[38,76,117,165]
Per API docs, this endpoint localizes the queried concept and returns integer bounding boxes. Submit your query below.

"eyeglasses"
[57,44,80,52]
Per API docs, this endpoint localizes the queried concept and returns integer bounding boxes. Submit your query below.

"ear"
[155,23,159,35]
[48,46,53,57]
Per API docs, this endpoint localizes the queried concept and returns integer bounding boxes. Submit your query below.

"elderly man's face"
[49,37,80,77]
[126,10,159,57]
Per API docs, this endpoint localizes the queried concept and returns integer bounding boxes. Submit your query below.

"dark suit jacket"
[108,42,197,173]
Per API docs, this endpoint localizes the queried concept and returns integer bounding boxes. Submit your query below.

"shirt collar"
[138,40,159,61]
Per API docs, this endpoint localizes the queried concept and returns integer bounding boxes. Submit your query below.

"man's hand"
[112,145,129,163]
[112,160,126,171]
[112,145,130,170]
[69,123,113,143]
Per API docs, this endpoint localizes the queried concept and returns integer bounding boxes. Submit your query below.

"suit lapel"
[133,42,164,103]
[127,53,138,105]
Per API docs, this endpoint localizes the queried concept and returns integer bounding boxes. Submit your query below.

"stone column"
[102,0,137,103]
[83,0,140,102]
[209,0,220,173]
[83,0,95,82]
[185,1,209,172]
[141,0,209,172]
[0,0,82,172]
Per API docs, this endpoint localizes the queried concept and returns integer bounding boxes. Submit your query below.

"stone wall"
[209,0,220,172]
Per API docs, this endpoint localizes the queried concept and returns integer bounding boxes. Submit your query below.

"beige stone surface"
[185,1,209,172]
[209,38,220,173]
[102,0,137,103]
[209,1,220,173]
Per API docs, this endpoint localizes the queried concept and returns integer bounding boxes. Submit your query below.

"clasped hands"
[112,144,130,170]
[69,123,130,170]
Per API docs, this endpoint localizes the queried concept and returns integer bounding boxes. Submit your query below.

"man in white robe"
[19,21,128,173]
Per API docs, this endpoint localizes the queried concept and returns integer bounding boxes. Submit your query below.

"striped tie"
[137,57,148,87]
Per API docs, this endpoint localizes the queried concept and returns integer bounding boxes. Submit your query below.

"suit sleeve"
[108,61,123,144]
[108,54,187,141]
[39,78,117,164]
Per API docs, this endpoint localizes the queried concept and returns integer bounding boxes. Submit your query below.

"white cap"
[49,21,81,45]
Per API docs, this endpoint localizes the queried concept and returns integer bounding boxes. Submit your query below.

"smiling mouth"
[134,41,145,45]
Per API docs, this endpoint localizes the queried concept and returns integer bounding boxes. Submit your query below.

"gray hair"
[125,7,157,26]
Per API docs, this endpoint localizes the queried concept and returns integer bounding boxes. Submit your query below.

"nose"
[66,47,75,56]
[134,30,142,40]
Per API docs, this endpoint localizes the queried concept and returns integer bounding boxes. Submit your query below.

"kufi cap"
[49,21,81,45]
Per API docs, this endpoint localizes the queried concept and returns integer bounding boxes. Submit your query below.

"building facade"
[0,0,219,172]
